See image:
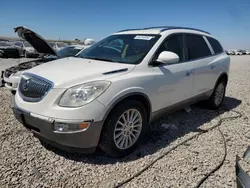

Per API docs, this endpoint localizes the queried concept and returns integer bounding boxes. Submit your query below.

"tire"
[99,100,147,157]
[204,79,226,109]
[24,51,28,58]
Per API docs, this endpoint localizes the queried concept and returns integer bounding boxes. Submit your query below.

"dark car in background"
[0,41,21,58]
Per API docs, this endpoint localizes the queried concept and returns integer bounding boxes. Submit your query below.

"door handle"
[186,71,192,76]
[211,65,215,70]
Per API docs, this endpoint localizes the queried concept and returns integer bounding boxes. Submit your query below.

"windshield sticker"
[134,35,155,40]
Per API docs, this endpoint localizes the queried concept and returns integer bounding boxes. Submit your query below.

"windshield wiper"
[86,57,118,63]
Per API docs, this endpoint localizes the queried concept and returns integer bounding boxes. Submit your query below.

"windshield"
[0,42,11,46]
[77,34,160,64]
[57,43,67,48]
[48,42,55,47]
[23,41,32,47]
[58,46,82,57]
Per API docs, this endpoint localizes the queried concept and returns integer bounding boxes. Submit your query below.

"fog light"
[54,122,69,132]
[53,121,90,132]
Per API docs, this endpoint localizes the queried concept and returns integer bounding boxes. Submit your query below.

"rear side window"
[206,37,223,54]
[186,34,211,60]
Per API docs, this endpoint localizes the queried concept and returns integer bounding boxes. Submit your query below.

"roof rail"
[159,26,210,34]
[117,26,210,34]
[117,28,142,32]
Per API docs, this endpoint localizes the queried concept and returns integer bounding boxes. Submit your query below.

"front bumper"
[26,51,39,57]
[12,107,104,153]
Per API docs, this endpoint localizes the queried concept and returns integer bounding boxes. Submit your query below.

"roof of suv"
[116,26,211,35]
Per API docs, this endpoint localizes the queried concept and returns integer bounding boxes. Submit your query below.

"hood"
[25,47,35,51]
[14,26,59,56]
[27,57,135,88]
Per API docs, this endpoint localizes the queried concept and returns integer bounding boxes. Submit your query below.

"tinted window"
[154,34,184,62]
[206,37,223,54]
[186,35,211,60]
[14,42,22,47]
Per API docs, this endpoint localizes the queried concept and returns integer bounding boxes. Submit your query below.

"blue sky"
[0,0,250,49]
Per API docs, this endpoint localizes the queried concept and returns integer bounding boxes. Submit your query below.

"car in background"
[234,50,243,55]
[13,41,39,58]
[225,50,234,55]
[0,49,3,57]
[1,26,91,93]
[241,50,250,55]
[0,41,21,58]
[48,42,68,50]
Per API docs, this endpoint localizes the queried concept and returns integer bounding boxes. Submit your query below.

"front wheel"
[99,100,147,157]
[24,51,28,58]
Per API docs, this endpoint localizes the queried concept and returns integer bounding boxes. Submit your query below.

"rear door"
[184,34,216,96]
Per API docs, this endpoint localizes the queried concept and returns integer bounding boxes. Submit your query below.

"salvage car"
[0,41,21,58]
[2,27,90,93]
[12,26,230,157]
[13,41,39,57]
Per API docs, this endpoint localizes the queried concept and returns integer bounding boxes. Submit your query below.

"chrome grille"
[18,73,53,102]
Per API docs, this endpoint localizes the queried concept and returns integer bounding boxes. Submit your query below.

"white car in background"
[244,50,250,55]
[48,42,68,50]
[13,26,230,157]
[2,26,91,93]
[234,50,243,55]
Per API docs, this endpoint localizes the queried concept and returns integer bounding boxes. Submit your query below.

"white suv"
[13,26,230,157]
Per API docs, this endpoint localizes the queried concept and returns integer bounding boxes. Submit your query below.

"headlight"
[13,71,23,77]
[59,81,111,107]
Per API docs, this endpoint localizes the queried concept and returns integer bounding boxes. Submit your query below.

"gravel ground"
[0,56,250,188]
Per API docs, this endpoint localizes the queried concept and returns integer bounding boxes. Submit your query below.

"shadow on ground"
[41,96,242,164]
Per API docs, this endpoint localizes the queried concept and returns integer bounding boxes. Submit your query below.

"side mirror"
[156,51,179,64]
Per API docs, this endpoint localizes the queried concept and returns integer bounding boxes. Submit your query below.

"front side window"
[206,37,223,54]
[23,42,32,47]
[14,42,22,47]
[154,34,184,62]
[48,42,55,48]
[78,34,160,64]
[186,34,211,60]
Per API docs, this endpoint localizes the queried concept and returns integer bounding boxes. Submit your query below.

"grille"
[18,73,53,102]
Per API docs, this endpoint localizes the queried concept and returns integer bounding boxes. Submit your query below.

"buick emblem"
[22,79,30,91]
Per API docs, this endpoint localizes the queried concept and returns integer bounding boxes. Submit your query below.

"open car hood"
[14,26,59,57]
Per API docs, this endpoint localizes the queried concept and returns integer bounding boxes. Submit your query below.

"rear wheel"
[204,79,226,109]
[99,100,147,157]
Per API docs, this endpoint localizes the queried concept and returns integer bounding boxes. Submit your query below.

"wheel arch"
[102,92,152,125]
[216,72,228,86]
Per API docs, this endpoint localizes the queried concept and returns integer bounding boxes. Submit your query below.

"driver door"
[152,34,196,111]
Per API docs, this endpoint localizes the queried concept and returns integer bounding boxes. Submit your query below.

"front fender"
[97,87,152,120]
